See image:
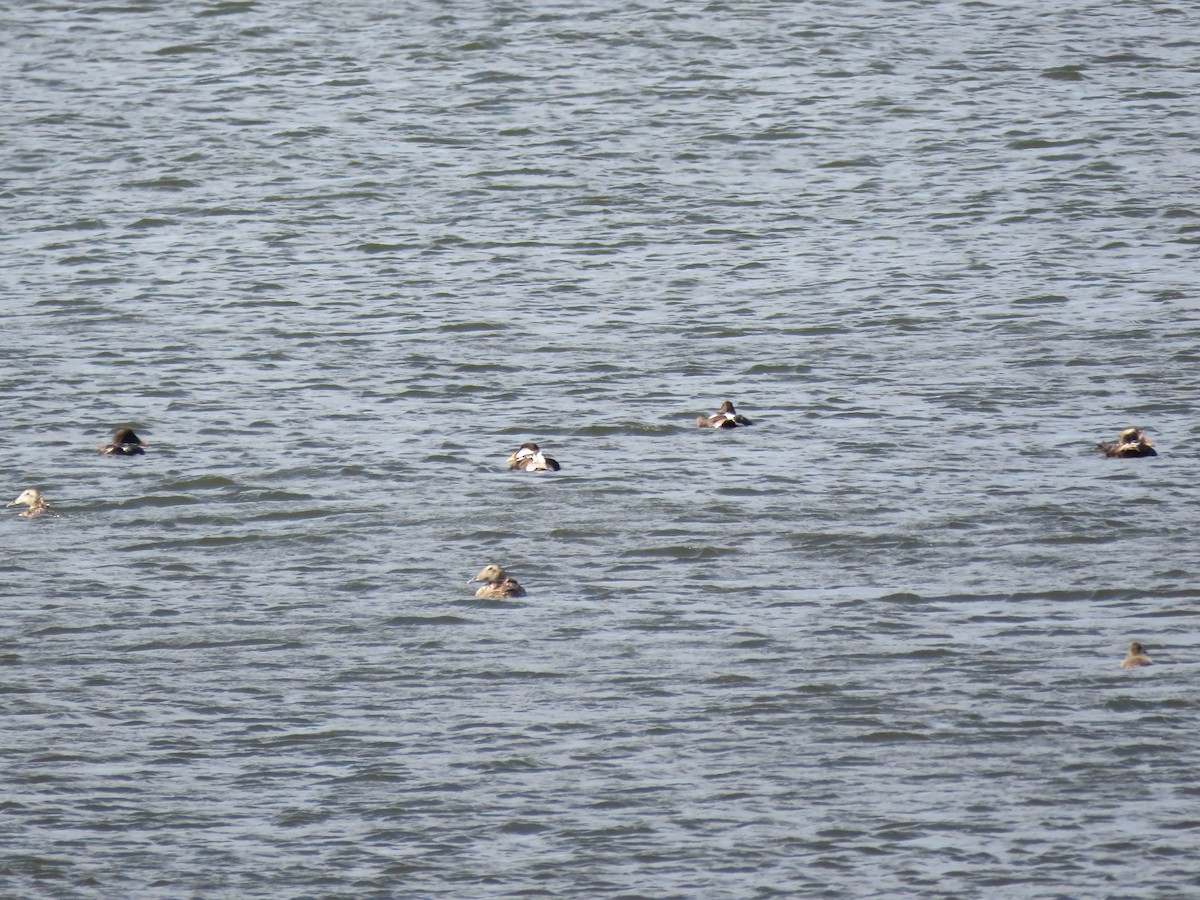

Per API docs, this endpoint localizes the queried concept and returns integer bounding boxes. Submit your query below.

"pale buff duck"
[7,489,57,518]
[469,564,527,599]
[1120,641,1152,669]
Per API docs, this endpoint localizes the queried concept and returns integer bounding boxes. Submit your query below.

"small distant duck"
[7,489,57,518]
[1120,641,1153,669]
[697,400,753,429]
[506,442,561,472]
[1098,427,1156,458]
[100,428,146,456]
[469,564,527,599]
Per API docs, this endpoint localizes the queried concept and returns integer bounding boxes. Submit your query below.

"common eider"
[7,489,57,518]
[506,442,561,472]
[469,564,527,599]
[100,428,146,457]
[1120,641,1153,669]
[1098,427,1156,458]
[697,400,752,429]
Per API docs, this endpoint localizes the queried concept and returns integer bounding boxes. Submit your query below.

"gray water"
[3,1,1200,897]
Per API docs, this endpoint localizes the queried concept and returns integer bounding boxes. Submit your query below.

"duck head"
[470,564,509,585]
[112,428,146,446]
[8,488,44,509]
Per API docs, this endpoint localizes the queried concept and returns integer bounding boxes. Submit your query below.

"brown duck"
[100,428,146,456]
[1098,427,1156,458]
[469,564,528,599]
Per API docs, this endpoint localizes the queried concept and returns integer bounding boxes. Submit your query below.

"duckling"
[506,442,561,472]
[1120,641,1153,669]
[7,489,57,518]
[100,428,146,456]
[469,564,527,599]
[1097,427,1156,458]
[697,400,752,429]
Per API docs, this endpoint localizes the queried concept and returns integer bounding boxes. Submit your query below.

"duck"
[697,400,753,429]
[469,564,527,599]
[100,427,146,456]
[1120,641,1153,669]
[1097,427,1156,458]
[506,442,561,472]
[7,489,57,518]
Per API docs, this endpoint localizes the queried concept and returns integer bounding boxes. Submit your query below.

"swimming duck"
[697,400,753,429]
[1120,641,1153,669]
[7,489,57,518]
[506,442,561,472]
[1097,427,1156,458]
[100,428,146,456]
[469,564,527,599]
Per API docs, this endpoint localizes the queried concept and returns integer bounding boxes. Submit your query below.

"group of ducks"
[7,428,147,519]
[500,400,754,475]
[7,412,1161,668]
[485,402,755,586]
[3,403,751,517]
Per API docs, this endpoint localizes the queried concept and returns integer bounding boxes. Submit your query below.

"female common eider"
[7,489,57,518]
[697,400,752,429]
[469,564,527,599]
[506,442,561,472]
[1098,427,1156,458]
[1120,641,1153,669]
[100,428,146,456]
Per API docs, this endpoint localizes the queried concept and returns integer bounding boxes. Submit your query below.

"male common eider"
[506,442,561,472]
[1120,641,1153,669]
[100,428,146,457]
[1098,427,1156,458]
[7,489,57,518]
[470,564,528,599]
[697,400,752,429]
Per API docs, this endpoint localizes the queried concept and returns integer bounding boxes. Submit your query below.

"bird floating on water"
[1120,641,1153,669]
[1097,427,1156,458]
[7,489,57,518]
[469,564,527,599]
[507,442,560,472]
[100,428,146,456]
[697,400,753,429]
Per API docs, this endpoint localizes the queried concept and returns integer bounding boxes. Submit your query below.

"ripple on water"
[3,1,1200,897]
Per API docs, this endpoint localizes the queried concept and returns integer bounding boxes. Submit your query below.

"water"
[3,0,1200,896]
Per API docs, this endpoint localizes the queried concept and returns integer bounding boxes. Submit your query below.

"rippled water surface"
[4,0,1200,896]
